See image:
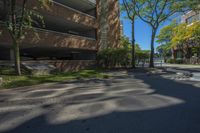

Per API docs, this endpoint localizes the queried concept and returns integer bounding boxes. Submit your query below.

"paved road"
[0,67,200,133]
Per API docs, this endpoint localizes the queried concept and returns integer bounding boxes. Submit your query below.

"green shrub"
[136,51,150,60]
[175,58,184,64]
[166,58,184,64]
[135,50,150,66]
[97,48,131,68]
[166,58,175,64]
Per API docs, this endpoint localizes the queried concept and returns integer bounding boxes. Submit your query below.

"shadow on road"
[1,70,200,133]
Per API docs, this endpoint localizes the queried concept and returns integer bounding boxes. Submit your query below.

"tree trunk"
[164,56,167,63]
[131,18,135,68]
[172,48,176,59]
[149,29,157,68]
[14,41,21,76]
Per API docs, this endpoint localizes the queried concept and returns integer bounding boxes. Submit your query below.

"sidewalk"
[163,64,200,69]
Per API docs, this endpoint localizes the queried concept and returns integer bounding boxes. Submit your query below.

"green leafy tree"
[172,22,200,58]
[156,22,177,62]
[132,0,195,67]
[156,44,171,62]
[136,50,150,67]
[2,0,50,75]
[135,43,141,52]
[187,0,200,11]
[157,22,177,45]
[120,35,131,49]
[134,43,150,66]
[121,0,137,68]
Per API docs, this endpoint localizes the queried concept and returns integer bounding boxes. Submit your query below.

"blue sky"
[119,1,171,50]
[121,15,170,50]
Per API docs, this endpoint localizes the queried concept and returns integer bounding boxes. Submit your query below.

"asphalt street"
[0,66,200,133]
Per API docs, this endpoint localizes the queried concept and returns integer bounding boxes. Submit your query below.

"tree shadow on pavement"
[1,70,200,133]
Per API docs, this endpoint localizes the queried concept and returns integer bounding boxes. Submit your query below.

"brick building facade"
[0,0,121,61]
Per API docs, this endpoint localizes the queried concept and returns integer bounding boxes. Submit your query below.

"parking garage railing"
[52,1,96,18]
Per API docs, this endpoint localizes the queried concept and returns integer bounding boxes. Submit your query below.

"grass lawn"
[0,67,109,89]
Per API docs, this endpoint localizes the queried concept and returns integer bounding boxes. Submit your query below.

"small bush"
[175,58,184,64]
[97,48,131,68]
[167,58,175,64]
[135,50,150,66]
[166,58,184,64]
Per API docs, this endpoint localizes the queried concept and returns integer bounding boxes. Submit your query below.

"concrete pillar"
[98,0,109,49]
[97,0,121,50]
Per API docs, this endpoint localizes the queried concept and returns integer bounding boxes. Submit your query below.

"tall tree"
[3,0,50,75]
[157,22,177,45]
[120,35,131,49]
[132,0,195,67]
[121,0,137,68]
[188,0,200,11]
[171,22,200,58]
[156,22,177,62]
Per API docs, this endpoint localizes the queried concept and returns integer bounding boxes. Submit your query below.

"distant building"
[181,11,200,24]
[172,10,200,63]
